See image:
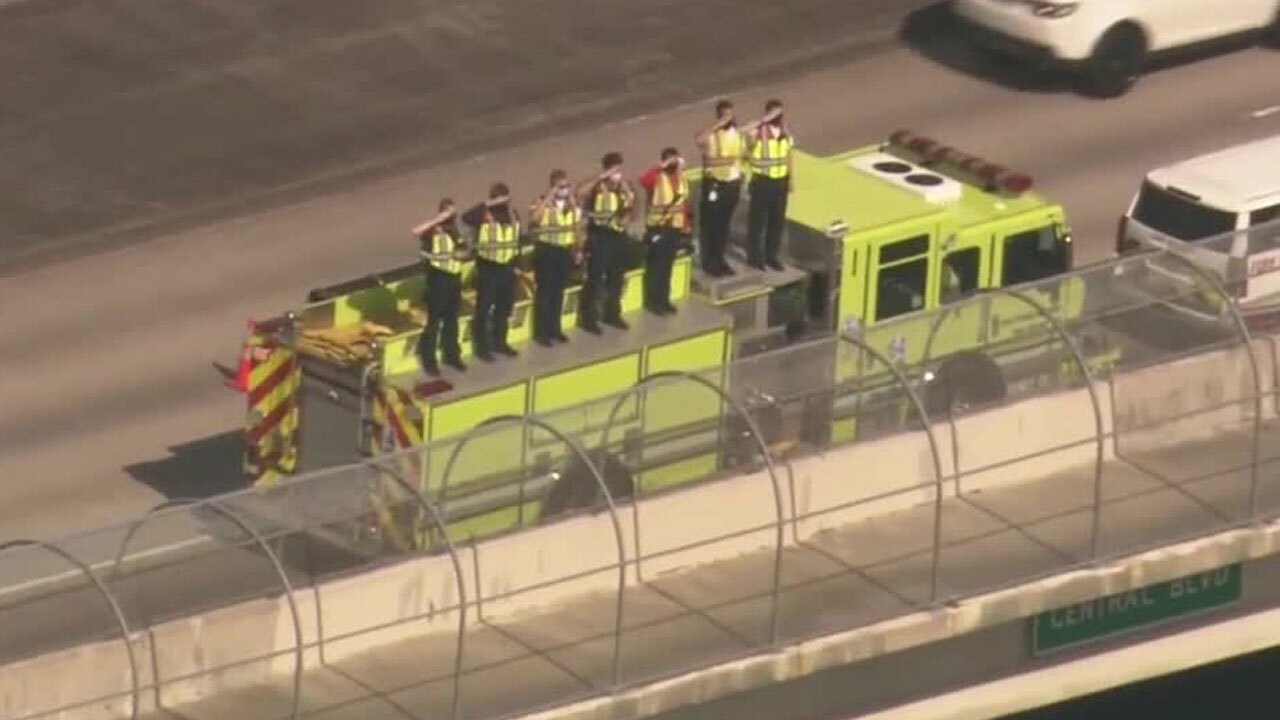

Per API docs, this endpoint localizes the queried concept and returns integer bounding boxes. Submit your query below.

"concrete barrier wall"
[470,512,634,621]
[793,430,944,543]
[0,635,144,720]
[1113,339,1278,458]
[319,551,463,664]
[952,383,1113,495]
[1,336,1270,719]
[634,465,785,581]
[149,593,311,709]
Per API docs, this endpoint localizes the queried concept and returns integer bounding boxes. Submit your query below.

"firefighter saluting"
[529,169,584,347]
[462,183,524,361]
[695,98,743,277]
[576,152,635,333]
[412,197,470,376]
[639,146,691,316]
[744,99,795,272]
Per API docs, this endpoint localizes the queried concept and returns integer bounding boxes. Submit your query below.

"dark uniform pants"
[417,265,462,367]
[644,226,681,312]
[580,227,627,327]
[472,258,516,354]
[699,177,741,271]
[747,175,789,266]
[533,242,572,340]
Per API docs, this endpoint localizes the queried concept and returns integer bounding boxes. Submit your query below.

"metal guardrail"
[2,243,1278,720]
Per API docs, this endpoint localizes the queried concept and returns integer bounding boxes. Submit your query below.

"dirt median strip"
[0,0,928,275]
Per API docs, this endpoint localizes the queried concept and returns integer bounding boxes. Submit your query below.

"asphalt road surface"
[0,0,915,273]
[1,1,1279,543]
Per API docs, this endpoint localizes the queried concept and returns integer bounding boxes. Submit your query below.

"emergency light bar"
[886,130,1034,196]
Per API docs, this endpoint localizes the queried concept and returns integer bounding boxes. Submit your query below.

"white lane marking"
[1249,106,1280,119]
[0,537,210,602]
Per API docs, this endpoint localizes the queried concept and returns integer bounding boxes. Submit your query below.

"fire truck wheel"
[1082,24,1146,99]
[539,451,635,523]
[924,351,1007,417]
[724,402,786,468]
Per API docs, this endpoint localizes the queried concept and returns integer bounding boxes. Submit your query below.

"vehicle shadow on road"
[124,431,248,503]
[123,434,369,578]
[897,1,1073,94]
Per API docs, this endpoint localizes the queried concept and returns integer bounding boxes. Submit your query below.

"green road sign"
[1032,564,1243,655]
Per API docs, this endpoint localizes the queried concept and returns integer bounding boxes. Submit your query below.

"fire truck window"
[879,234,929,264]
[875,258,927,321]
[940,248,980,303]
[1001,226,1066,287]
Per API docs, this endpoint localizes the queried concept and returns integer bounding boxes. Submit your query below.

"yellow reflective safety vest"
[587,188,629,233]
[748,127,793,180]
[475,213,521,264]
[533,201,581,247]
[646,171,689,230]
[420,227,466,274]
[703,127,743,182]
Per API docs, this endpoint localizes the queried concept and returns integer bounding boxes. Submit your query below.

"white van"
[953,0,1280,97]
[1119,135,1280,252]
[1118,135,1280,313]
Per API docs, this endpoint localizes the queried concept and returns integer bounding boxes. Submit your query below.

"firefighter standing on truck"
[575,152,634,333]
[639,146,691,316]
[529,169,583,347]
[412,197,469,376]
[695,98,743,277]
[463,183,523,361]
[744,98,794,272]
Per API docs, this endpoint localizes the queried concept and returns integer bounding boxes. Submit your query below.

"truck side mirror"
[1055,224,1075,271]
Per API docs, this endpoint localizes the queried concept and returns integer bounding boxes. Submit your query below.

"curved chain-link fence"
[111,498,304,720]
[2,244,1278,720]
[599,369,789,646]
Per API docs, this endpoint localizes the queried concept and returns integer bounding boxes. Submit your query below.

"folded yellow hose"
[297,322,396,364]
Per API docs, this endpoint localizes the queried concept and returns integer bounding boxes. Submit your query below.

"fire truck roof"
[786,144,1056,240]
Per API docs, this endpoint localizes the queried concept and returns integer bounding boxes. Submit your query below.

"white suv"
[952,0,1280,97]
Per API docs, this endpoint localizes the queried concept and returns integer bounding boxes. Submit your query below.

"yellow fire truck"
[236,130,1108,553]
